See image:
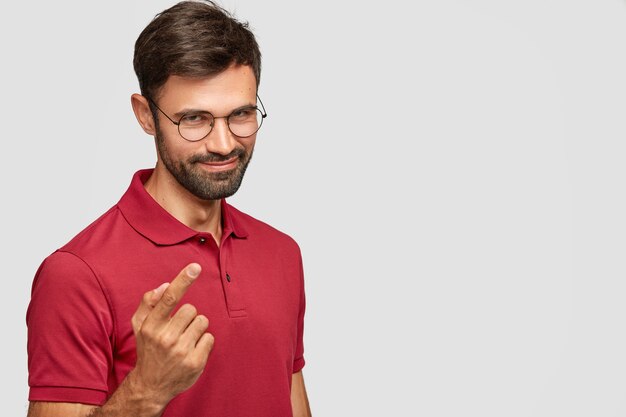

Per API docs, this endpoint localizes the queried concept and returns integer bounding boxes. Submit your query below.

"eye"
[229,108,256,122]
[180,113,211,126]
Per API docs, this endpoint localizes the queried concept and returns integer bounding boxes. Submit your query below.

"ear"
[131,93,156,136]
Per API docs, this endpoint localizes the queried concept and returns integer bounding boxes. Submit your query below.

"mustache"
[188,147,246,164]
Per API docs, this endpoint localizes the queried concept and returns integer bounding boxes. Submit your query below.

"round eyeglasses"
[147,96,267,142]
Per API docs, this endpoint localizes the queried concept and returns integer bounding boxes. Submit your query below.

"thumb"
[151,282,170,303]
[132,283,170,333]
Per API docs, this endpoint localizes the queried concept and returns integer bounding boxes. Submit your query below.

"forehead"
[157,64,257,112]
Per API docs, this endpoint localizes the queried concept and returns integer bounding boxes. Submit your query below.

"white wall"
[3,1,626,415]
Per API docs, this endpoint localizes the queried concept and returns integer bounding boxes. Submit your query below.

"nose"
[203,116,237,155]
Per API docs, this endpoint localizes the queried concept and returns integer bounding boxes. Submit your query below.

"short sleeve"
[293,254,306,373]
[27,251,114,405]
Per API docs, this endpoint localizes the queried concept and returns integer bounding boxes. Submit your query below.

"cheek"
[157,131,198,162]
[243,138,256,155]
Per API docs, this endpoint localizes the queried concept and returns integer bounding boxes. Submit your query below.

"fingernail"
[187,263,201,278]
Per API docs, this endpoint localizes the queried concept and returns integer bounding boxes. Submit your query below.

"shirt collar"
[117,169,248,246]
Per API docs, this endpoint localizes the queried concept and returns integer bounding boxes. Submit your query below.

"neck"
[144,163,223,244]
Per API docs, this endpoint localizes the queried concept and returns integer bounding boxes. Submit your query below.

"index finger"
[151,263,202,321]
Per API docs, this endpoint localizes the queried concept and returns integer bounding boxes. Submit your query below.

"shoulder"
[57,204,129,257]
[31,250,97,292]
[28,250,112,329]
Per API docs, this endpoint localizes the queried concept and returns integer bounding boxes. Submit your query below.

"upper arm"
[293,253,306,373]
[27,401,97,417]
[27,251,113,404]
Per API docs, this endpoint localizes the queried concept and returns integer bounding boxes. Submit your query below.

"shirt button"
[226,273,231,282]
[199,237,206,244]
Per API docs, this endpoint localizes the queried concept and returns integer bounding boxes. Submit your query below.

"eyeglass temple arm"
[146,96,180,125]
[147,94,266,121]
[257,95,268,118]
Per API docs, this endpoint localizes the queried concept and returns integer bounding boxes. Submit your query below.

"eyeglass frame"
[146,95,267,141]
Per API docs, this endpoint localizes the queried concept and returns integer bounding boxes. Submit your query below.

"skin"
[27,64,311,417]
[138,65,259,242]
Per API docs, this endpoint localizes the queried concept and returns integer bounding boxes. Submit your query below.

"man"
[26,2,311,416]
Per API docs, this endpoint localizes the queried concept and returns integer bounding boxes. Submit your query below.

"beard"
[155,129,253,201]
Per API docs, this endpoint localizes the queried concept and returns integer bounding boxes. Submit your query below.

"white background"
[2,1,626,415]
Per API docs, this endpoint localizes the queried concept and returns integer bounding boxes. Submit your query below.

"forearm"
[291,371,312,417]
[87,370,168,417]
[28,371,168,417]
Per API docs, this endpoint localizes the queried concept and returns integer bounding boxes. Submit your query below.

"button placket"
[219,238,247,318]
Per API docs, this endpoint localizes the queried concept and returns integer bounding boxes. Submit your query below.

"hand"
[129,263,214,407]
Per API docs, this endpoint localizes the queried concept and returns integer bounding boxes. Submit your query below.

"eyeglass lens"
[178,108,264,141]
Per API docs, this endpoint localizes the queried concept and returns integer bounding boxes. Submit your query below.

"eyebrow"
[173,103,257,119]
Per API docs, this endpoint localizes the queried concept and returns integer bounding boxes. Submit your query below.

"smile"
[198,157,239,173]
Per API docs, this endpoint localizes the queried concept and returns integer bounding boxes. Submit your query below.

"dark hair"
[133,0,261,101]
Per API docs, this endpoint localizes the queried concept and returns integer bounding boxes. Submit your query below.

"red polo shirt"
[27,169,306,417]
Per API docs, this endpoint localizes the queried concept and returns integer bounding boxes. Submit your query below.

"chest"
[95,236,301,377]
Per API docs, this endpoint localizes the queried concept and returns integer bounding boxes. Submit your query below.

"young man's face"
[152,64,258,200]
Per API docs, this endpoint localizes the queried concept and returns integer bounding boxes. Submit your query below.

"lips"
[199,156,239,172]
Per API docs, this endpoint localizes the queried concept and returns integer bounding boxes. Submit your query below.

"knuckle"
[182,274,194,286]
[177,272,193,287]
[183,355,202,371]
[158,333,177,349]
[139,325,155,341]
[161,291,178,307]
[171,344,188,359]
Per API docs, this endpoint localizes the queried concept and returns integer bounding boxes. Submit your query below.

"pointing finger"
[151,263,202,322]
